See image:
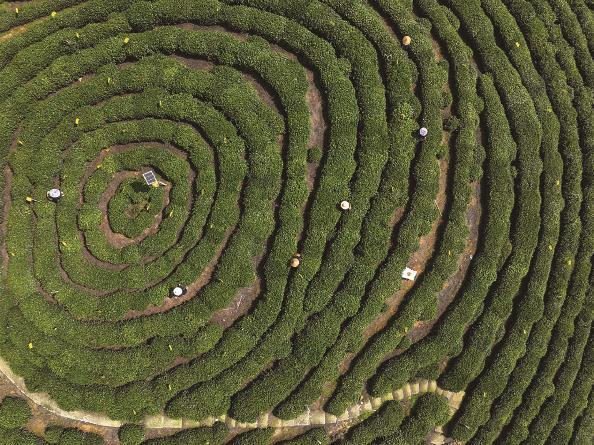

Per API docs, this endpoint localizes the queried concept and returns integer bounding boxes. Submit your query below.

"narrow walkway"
[0,357,464,430]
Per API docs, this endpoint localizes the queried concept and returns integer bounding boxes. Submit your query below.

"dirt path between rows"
[408,180,481,343]
[360,157,449,346]
[0,14,471,445]
[57,143,196,293]
[122,226,235,320]
[96,171,171,250]
[171,29,329,324]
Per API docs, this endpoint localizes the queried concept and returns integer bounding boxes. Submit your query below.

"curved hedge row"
[0,0,591,444]
[0,395,105,445]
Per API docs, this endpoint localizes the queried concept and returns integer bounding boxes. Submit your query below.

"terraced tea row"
[0,0,591,443]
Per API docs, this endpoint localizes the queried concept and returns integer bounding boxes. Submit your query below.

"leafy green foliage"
[0,397,31,429]
[276,429,329,445]
[118,424,145,445]
[227,428,274,445]
[337,401,405,445]
[0,1,590,445]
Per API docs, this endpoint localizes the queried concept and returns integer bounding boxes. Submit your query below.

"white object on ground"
[47,188,62,199]
[142,170,158,187]
[401,267,418,281]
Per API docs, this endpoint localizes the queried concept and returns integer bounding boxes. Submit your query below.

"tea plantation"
[0,0,592,443]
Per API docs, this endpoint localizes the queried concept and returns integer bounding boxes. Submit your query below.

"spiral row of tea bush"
[0,0,591,444]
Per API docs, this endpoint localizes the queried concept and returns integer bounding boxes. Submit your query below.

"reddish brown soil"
[170,54,215,72]
[77,142,192,265]
[3,1,29,8]
[361,158,449,343]
[431,33,446,62]
[210,279,261,328]
[270,427,322,444]
[121,226,234,320]
[37,282,58,304]
[97,171,172,249]
[407,180,481,343]
[305,162,319,195]
[0,125,22,279]
[306,70,326,151]
[305,68,327,194]
[327,418,357,441]
[0,375,23,402]
[0,22,31,42]
[244,71,283,115]
[0,375,118,444]
[388,206,405,229]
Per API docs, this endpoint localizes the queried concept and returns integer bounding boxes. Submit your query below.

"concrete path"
[0,357,464,430]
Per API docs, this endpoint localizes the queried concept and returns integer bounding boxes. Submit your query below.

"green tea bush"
[337,401,405,445]
[276,429,329,445]
[0,0,590,443]
[43,426,64,444]
[227,428,274,445]
[399,394,450,442]
[57,429,103,445]
[0,397,31,429]
[0,428,51,445]
[118,424,145,445]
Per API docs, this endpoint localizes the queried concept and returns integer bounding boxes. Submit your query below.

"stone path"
[0,357,464,431]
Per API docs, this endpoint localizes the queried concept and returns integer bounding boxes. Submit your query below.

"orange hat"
[290,257,301,268]
[402,35,411,46]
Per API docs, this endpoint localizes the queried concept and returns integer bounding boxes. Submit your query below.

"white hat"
[401,267,418,281]
[419,127,428,137]
[340,200,351,210]
[47,188,62,199]
[172,286,184,297]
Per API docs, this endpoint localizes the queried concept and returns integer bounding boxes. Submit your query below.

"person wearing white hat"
[171,285,187,298]
[290,253,302,268]
[419,127,428,138]
[47,188,63,202]
[340,200,351,210]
